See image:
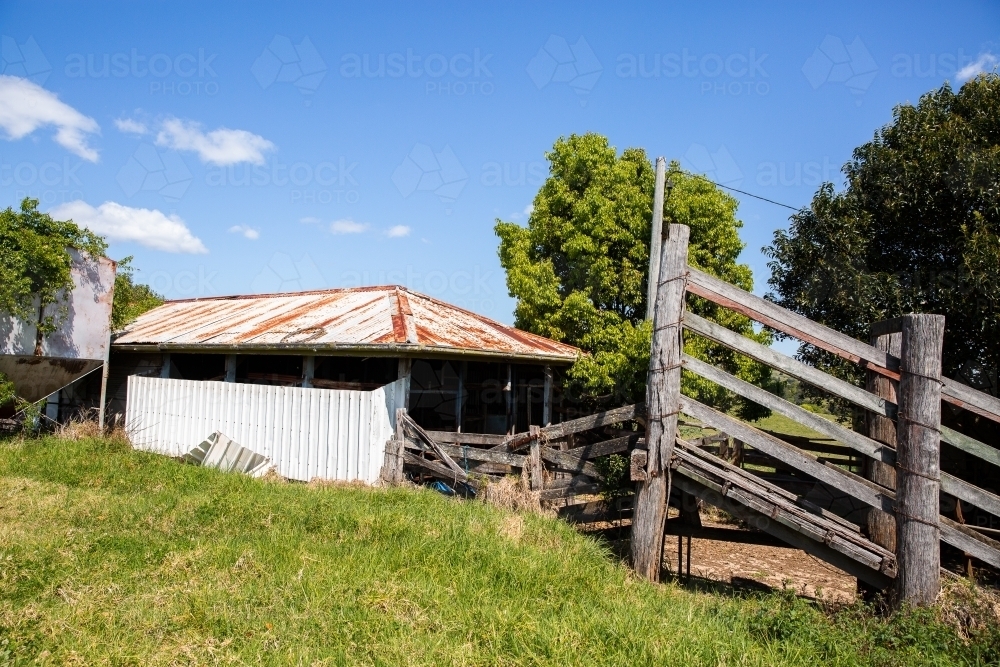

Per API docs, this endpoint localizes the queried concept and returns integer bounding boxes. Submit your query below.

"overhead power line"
[670,168,801,211]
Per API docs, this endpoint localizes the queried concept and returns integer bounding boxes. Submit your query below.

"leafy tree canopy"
[496,133,773,416]
[765,74,1000,394]
[111,257,164,331]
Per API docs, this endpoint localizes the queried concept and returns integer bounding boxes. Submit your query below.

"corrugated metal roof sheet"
[113,286,580,363]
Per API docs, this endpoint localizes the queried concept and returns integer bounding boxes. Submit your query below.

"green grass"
[1,437,997,666]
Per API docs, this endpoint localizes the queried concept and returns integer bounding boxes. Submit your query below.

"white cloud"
[511,203,534,220]
[386,224,411,238]
[330,219,368,234]
[0,75,100,161]
[958,52,998,82]
[228,225,260,240]
[155,117,275,166]
[114,117,148,135]
[50,200,207,254]
[299,216,322,224]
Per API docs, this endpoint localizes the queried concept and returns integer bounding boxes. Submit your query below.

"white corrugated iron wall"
[126,376,404,483]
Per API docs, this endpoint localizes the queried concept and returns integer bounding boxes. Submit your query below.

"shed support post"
[302,355,315,388]
[505,363,514,435]
[631,223,689,582]
[97,354,110,430]
[542,365,553,427]
[397,358,412,410]
[894,314,945,607]
[455,361,465,432]
[160,353,172,379]
[225,354,237,382]
[862,330,900,598]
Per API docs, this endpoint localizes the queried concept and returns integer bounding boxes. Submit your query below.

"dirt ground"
[589,510,858,603]
[659,518,857,603]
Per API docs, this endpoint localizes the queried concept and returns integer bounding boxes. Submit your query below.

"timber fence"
[380,222,1000,608]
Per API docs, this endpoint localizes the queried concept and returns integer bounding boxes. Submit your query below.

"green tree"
[111,257,164,331]
[495,133,773,416]
[765,74,1000,394]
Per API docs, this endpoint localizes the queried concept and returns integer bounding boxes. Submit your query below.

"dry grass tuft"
[938,576,1000,641]
[307,477,367,490]
[54,415,130,447]
[479,474,553,517]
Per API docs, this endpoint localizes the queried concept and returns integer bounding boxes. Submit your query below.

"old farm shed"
[109,285,579,481]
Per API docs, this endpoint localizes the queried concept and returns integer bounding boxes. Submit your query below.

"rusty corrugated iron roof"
[112,285,580,363]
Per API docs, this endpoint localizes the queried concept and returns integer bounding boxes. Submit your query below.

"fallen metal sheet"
[183,431,272,477]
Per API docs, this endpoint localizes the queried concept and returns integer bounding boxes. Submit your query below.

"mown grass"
[1,436,997,666]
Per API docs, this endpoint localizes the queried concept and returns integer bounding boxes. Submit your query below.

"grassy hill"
[0,436,995,666]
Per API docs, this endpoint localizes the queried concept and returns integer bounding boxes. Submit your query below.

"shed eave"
[110,341,579,365]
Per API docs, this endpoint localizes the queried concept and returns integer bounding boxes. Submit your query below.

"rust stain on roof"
[114,285,580,362]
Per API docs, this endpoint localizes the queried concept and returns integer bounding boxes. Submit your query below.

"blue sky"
[1,0,997,331]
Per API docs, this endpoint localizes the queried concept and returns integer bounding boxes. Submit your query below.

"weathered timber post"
[381,407,407,484]
[894,314,945,606]
[645,157,667,320]
[862,330,900,598]
[631,223,689,581]
[528,424,543,491]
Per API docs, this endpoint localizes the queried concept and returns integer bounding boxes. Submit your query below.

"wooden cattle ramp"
[381,196,1000,608]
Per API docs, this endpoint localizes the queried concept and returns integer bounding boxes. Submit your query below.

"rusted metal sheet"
[127,375,406,483]
[0,251,116,402]
[113,286,579,362]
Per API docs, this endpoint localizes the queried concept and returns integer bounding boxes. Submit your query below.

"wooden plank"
[869,317,905,339]
[538,482,601,500]
[435,443,527,468]
[940,516,1000,569]
[686,267,899,377]
[402,413,467,478]
[940,472,1000,519]
[540,446,601,479]
[568,434,640,459]
[941,426,1000,468]
[683,311,894,418]
[544,474,591,490]
[673,454,889,571]
[894,314,945,606]
[675,437,863,533]
[425,431,507,446]
[506,403,645,450]
[402,451,477,487]
[632,224,689,582]
[678,396,895,513]
[671,474,892,589]
[682,354,894,463]
[688,267,1000,424]
[941,378,1000,425]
